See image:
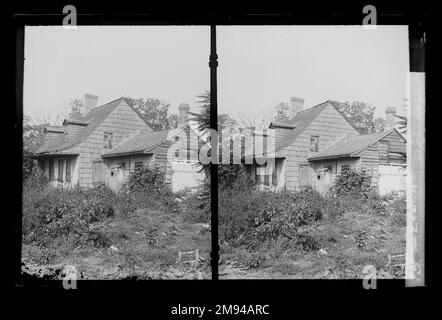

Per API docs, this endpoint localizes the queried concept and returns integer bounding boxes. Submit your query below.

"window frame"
[57,159,64,182]
[310,135,320,152]
[341,164,350,172]
[49,160,54,181]
[103,132,113,149]
[65,159,71,182]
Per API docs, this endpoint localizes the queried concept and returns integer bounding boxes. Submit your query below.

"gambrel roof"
[307,128,406,161]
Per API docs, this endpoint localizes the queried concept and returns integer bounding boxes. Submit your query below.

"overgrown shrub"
[383,192,406,227]
[23,150,36,181]
[219,187,324,248]
[22,184,116,248]
[121,166,179,213]
[332,168,373,197]
[181,184,210,223]
[218,164,254,190]
[125,166,164,192]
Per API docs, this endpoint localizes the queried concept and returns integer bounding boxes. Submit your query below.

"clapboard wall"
[77,100,152,187]
[282,103,359,190]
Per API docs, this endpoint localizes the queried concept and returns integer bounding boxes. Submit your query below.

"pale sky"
[24,25,409,125]
[24,26,210,124]
[218,26,410,121]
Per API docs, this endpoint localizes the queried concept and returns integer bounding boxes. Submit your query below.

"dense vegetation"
[22,167,209,268]
[219,168,406,273]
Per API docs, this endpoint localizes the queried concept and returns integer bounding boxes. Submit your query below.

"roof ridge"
[89,96,125,111]
[297,100,330,114]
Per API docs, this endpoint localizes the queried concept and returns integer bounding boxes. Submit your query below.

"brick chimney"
[83,93,99,115]
[179,103,190,129]
[385,106,397,130]
[289,97,304,118]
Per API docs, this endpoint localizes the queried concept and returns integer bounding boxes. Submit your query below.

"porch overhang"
[101,150,154,159]
[33,152,79,159]
[307,154,360,162]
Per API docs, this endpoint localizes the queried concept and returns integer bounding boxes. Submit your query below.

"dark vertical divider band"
[14,25,25,284]
[209,25,219,280]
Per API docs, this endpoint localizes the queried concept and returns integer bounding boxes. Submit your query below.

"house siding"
[283,103,359,190]
[357,130,406,191]
[153,126,201,183]
[309,157,360,189]
[77,100,152,187]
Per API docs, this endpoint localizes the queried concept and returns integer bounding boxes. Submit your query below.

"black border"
[7,2,433,312]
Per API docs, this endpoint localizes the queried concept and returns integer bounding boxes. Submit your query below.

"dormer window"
[103,132,113,149]
[310,135,319,152]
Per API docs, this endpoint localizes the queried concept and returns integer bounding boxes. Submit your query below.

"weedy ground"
[22,206,211,280]
[218,186,406,279]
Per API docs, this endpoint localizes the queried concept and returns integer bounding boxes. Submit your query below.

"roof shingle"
[307,129,398,161]
[101,129,173,157]
[36,97,125,154]
[275,101,330,152]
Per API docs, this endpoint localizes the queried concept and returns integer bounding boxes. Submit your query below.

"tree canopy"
[330,101,385,134]
[125,97,178,131]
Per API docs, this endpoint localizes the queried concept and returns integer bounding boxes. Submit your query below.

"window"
[65,159,71,182]
[110,171,114,177]
[175,136,179,142]
[39,160,45,173]
[272,166,278,186]
[175,149,180,158]
[310,136,319,152]
[264,174,270,186]
[58,159,64,182]
[341,165,350,172]
[135,162,143,170]
[49,160,54,181]
[103,132,113,149]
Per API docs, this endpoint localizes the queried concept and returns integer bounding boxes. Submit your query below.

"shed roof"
[307,128,404,161]
[36,97,127,155]
[101,129,172,158]
[101,127,189,158]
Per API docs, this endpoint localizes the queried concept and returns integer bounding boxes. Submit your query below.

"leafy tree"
[68,98,83,118]
[23,115,46,153]
[23,115,47,180]
[273,102,290,122]
[188,91,211,133]
[330,101,386,134]
[125,97,178,131]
